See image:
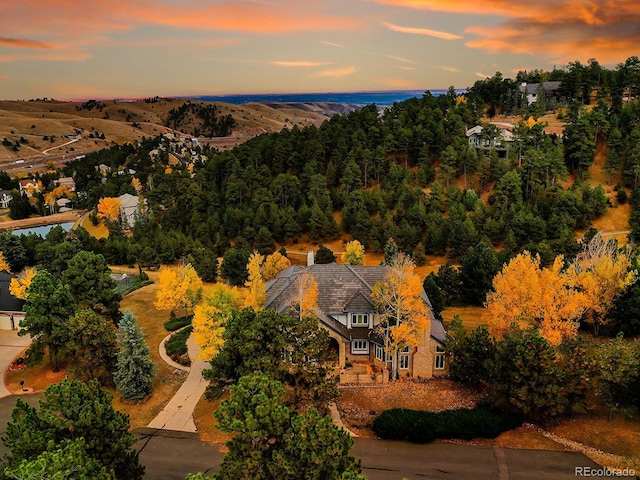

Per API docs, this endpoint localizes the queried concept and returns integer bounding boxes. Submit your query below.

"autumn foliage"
[263,251,291,281]
[371,253,431,379]
[97,197,121,222]
[484,252,585,346]
[288,271,319,319]
[0,251,11,273]
[574,234,636,336]
[341,240,366,266]
[244,252,266,310]
[193,284,241,360]
[154,264,203,316]
[9,267,37,300]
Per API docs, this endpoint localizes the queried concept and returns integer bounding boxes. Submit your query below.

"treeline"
[467,56,640,117]
[167,102,236,137]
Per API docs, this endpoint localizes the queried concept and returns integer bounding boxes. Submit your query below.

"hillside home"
[0,190,13,209]
[519,81,562,105]
[117,193,142,228]
[466,123,514,156]
[264,257,447,383]
[18,179,40,197]
[0,271,26,330]
[53,176,76,192]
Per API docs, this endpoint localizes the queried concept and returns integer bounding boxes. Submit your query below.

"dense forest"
[5,57,640,322]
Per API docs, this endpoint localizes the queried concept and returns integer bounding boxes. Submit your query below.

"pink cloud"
[382,21,461,40]
[271,61,332,68]
[0,38,52,49]
[316,66,358,77]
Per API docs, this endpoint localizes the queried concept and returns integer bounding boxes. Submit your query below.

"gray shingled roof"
[0,270,26,313]
[264,263,445,342]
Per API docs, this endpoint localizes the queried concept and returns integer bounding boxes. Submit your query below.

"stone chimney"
[307,250,314,266]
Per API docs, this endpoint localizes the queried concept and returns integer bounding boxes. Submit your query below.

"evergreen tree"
[489,328,563,423]
[220,247,250,286]
[422,273,444,319]
[315,244,336,264]
[114,310,155,401]
[66,309,117,385]
[459,240,501,305]
[19,270,76,371]
[62,251,121,321]
[383,237,399,265]
[2,378,143,480]
[200,373,363,480]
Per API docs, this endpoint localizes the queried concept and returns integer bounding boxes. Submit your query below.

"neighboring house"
[519,81,562,105]
[264,258,447,383]
[117,193,141,228]
[0,190,13,208]
[0,271,26,330]
[466,123,514,155]
[54,176,76,192]
[18,179,40,197]
[56,197,72,212]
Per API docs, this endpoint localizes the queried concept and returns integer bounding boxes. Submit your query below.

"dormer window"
[351,313,369,327]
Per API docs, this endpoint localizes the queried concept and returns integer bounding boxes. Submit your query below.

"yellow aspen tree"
[244,252,266,310]
[483,252,585,346]
[263,251,291,281]
[193,284,241,360]
[131,177,143,194]
[97,197,121,222]
[0,252,11,273]
[154,264,203,317]
[288,271,319,320]
[9,267,37,300]
[341,240,365,265]
[371,252,431,380]
[575,234,636,336]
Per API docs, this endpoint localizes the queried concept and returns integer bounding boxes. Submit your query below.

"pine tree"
[114,310,155,401]
[3,378,143,480]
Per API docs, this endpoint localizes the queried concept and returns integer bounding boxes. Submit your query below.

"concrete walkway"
[147,335,208,432]
[0,329,31,398]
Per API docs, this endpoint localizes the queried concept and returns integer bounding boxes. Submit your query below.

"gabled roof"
[343,290,374,312]
[0,270,26,313]
[117,193,139,209]
[264,263,445,342]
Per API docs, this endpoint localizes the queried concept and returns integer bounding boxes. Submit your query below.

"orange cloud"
[0,38,52,49]
[370,0,640,63]
[271,61,332,68]
[382,21,462,40]
[316,66,358,77]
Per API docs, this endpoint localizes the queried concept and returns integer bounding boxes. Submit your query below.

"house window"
[399,354,409,369]
[375,344,384,361]
[351,313,369,327]
[351,340,369,354]
[434,345,445,370]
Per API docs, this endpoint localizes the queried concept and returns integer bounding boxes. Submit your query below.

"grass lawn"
[5,275,186,431]
[113,279,186,429]
[441,305,487,331]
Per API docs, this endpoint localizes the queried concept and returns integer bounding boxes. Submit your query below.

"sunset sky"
[1,0,638,100]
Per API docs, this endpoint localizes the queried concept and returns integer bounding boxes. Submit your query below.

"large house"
[0,271,26,330]
[466,123,514,156]
[519,81,562,106]
[117,193,141,228]
[264,258,447,382]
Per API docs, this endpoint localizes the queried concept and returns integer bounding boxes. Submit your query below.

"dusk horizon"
[2,1,637,100]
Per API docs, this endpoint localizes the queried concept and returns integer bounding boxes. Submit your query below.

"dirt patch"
[336,379,487,438]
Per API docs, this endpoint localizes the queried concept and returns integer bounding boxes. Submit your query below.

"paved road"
[0,329,31,398]
[132,428,617,480]
[0,394,626,480]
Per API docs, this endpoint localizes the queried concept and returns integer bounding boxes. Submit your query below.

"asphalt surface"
[0,394,633,480]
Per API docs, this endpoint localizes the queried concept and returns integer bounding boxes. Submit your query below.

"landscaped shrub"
[373,406,521,444]
[164,314,193,332]
[165,326,193,360]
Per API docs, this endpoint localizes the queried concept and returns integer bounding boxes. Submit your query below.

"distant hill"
[0,98,352,163]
